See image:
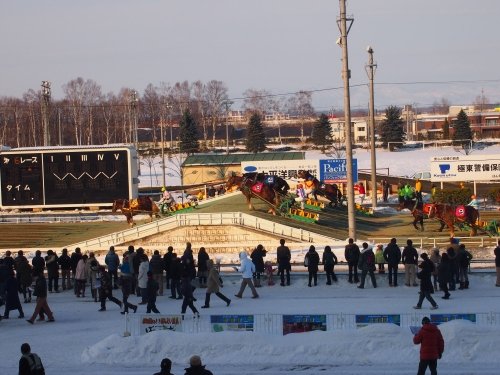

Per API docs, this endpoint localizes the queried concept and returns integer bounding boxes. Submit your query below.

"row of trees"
[0,78,315,149]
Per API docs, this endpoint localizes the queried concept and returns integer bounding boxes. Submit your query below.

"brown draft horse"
[398,199,425,231]
[426,203,480,237]
[112,196,160,226]
[297,170,343,208]
[225,174,278,214]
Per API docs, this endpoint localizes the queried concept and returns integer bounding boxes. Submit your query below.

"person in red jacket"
[413,316,444,375]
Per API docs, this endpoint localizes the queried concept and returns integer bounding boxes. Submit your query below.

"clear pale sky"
[1,0,499,111]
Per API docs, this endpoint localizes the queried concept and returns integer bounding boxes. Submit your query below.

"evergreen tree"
[378,106,405,151]
[442,118,450,139]
[179,109,199,155]
[311,113,333,153]
[245,113,266,153]
[452,109,472,145]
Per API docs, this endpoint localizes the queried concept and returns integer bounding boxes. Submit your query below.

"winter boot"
[254,278,261,288]
[201,293,210,308]
[458,282,465,290]
[465,280,469,289]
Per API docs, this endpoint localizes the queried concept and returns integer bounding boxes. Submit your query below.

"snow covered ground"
[1,272,500,374]
[2,143,500,375]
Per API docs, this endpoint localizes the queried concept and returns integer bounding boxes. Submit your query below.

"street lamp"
[365,46,377,209]
[41,81,51,146]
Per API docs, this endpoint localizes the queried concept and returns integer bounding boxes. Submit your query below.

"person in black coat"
[251,244,267,287]
[414,253,438,310]
[344,238,360,283]
[276,239,291,286]
[402,239,419,287]
[184,355,213,375]
[304,245,320,287]
[45,249,60,293]
[169,254,183,299]
[2,251,15,271]
[357,243,377,289]
[98,267,122,312]
[146,271,160,313]
[438,253,452,299]
[383,238,402,287]
[154,357,174,375]
[58,248,72,291]
[180,274,199,317]
[31,250,45,277]
[163,246,174,289]
[322,246,338,284]
[197,247,210,288]
[3,270,24,319]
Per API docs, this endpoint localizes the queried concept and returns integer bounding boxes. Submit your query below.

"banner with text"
[430,154,500,182]
[241,159,358,184]
[140,314,183,334]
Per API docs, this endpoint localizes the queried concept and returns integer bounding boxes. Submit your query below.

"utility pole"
[41,81,51,146]
[365,46,377,209]
[337,0,356,239]
[224,100,233,154]
[162,102,173,187]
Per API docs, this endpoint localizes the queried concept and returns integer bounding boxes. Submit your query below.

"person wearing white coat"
[137,256,149,305]
[234,251,259,299]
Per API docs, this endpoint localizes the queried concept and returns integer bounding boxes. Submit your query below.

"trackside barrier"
[125,312,500,337]
[68,212,335,250]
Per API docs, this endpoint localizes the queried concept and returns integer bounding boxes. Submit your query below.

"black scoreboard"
[0,146,138,208]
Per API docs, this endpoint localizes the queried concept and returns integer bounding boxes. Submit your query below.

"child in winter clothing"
[375,244,385,274]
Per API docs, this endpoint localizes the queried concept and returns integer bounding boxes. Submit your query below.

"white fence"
[125,311,500,337]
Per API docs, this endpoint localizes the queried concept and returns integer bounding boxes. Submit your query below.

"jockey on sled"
[158,187,175,208]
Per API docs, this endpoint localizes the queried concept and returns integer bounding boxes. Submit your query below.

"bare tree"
[191,80,209,144]
[242,89,272,116]
[142,83,160,144]
[171,81,191,115]
[431,97,451,114]
[287,91,314,141]
[205,80,228,146]
[473,91,489,112]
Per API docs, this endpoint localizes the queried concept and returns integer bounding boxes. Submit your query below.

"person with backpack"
[19,343,45,375]
[357,243,377,289]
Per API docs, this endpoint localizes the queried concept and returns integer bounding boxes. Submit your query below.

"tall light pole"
[365,46,377,209]
[224,100,233,154]
[130,90,139,148]
[161,102,173,188]
[41,81,51,146]
[337,0,356,239]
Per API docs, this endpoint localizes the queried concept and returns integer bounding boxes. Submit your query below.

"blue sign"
[210,315,254,332]
[356,314,401,327]
[430,313,476,324]
[282,314,327,335]
[319,159,358,183]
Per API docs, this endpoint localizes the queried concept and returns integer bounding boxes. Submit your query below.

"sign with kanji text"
[140,314,183,334]
[430,154,500,182]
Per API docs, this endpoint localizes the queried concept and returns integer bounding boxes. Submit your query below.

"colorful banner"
[282,314,327,335]
[355,314,401,328]
[210,314,254,332]
[430,313,476,324]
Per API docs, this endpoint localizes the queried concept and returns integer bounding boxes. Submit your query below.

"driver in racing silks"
[159,187,175,207]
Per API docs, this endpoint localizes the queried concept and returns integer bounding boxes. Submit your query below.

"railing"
[368,236,499,249]
[125,311,500,337]
[67,212,336,250]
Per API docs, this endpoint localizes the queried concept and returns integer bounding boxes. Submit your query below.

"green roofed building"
[181,152,305,185]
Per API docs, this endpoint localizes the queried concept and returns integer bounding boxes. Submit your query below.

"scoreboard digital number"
[1,147,134,208]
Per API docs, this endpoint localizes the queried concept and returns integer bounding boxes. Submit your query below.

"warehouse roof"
[183,151,305,166]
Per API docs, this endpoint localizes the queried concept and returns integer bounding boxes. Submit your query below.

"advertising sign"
[241,159,358,183]
[210,314,254,332]
[430,154,500,182]
[319,159,358,183]
[430,313,476,324]
[241,160,318,181]
[140,314,183,334]
[355,314,401,328]
[282,314,327,335]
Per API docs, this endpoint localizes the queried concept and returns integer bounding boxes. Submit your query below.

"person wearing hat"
[154,357,174,375]
[184,355,213,375]
[413,316,444,375]
[414,253,439,310]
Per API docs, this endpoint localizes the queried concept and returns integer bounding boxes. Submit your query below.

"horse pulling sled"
[225,173,320,223]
